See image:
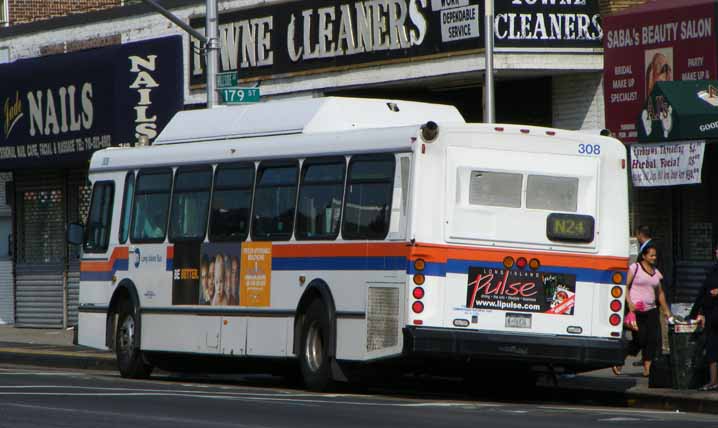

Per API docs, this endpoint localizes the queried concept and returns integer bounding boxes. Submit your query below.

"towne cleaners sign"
[189,0,601,85]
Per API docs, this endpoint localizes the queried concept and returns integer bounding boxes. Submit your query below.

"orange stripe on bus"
[272,242,411,258]
[80,246,129,272]
[408,243,628,272]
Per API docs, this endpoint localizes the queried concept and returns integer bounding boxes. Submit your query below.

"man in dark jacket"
[689,246,718,391]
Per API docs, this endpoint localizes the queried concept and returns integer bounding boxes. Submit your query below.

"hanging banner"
[630,141,705,187]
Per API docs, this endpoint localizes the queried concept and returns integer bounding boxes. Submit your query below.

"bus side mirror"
[67,223,84,246]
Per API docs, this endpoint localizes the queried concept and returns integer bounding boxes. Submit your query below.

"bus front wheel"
[299,300,334,391]
[115,301,153,379]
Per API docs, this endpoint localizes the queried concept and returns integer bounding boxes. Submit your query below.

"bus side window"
[296,157,345,240]
[118,172,135,244]
[251,161,298,241]
[209,163,255,242]
[169,166,213,242]
[342,154,395,240]
[84,181,115,253]
[130,169,172,243]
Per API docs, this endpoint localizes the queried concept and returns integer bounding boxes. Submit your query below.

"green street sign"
[219,87,260,104]
[216,72,238,89]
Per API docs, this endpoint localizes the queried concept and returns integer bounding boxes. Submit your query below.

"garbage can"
[669,322,706,390]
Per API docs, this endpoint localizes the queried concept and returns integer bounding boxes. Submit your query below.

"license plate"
[505,313,532,329]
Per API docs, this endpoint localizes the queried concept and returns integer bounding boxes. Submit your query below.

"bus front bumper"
[403,326,625,371]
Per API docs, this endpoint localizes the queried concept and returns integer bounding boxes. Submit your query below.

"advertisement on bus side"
[171,242,272,307]
[466,267,576,315]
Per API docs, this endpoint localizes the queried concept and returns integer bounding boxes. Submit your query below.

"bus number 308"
[578,144,601,155]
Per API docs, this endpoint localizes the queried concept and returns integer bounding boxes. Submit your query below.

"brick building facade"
[4,0,120,26]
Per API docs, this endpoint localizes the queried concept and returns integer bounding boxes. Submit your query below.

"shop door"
[0,173,13,324]
[14,172,65,328]
[673,145,718,303]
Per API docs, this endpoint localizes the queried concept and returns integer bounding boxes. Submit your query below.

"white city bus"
[75,97,629,390]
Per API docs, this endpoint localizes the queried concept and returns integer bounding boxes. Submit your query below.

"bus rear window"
[469,171,521,208]
[526,175,578,212]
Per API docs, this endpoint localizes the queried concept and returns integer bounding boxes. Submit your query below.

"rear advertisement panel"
[603,3,717,142]
[466,267,576,315]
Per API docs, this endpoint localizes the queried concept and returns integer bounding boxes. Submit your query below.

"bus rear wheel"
[299,300,334,391]
[116,301,153,379]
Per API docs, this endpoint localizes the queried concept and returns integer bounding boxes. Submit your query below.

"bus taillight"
[612,272,623,284]
[516,257,527,269]
[610,299,622,312]
[413,274,425,285]
[414,259,425,271]
[611,286,623,298]
[503,256,514,269]
[609,314,621,326]
[412,301,424,313]
[529,258,540,270]
[412,287,425,299]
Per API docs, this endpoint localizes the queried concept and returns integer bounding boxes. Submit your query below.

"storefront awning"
[637,80,718,143]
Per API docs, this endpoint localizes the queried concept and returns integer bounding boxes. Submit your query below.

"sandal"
[699,383,718,392]
[611,366,622,376]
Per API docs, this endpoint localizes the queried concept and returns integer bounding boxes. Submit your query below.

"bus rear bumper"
[403,326,625,371]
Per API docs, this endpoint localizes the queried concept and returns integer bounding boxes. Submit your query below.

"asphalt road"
[0,366,716,428]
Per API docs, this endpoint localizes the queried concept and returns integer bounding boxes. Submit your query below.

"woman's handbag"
[624,311,639,331]
[624,262,640,331]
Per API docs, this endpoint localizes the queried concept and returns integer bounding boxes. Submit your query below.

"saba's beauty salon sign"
[189,0,601,85]
[0,36,183,169]
[603,1,717,143]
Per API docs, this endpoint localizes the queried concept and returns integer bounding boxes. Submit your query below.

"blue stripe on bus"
[272,256,616,284]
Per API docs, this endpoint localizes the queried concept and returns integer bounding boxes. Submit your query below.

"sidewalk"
[0,325,115,371]
[1,325,718,413]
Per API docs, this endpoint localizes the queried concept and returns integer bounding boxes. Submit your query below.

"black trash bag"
[649,354,673,388]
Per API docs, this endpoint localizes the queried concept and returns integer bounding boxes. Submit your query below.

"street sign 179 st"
[219,87,260,104]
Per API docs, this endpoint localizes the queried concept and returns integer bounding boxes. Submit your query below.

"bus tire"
[116,300,153,379]
[299,300,334,391]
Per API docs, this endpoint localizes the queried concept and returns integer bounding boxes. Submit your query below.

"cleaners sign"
[189,0,601,85]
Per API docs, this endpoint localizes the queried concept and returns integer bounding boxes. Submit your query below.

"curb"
[624,390,718,415]
[544,379,718,415]
[0,347,116,371]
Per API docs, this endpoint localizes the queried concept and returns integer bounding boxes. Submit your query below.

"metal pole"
[205,0,219,108]
[483,0,495,124]
[141,0,207,43]
[141,0,217,108]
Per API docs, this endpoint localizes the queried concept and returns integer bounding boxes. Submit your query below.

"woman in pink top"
[613,246,672,376]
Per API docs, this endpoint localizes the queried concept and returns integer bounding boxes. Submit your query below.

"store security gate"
[13,170,90,328]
